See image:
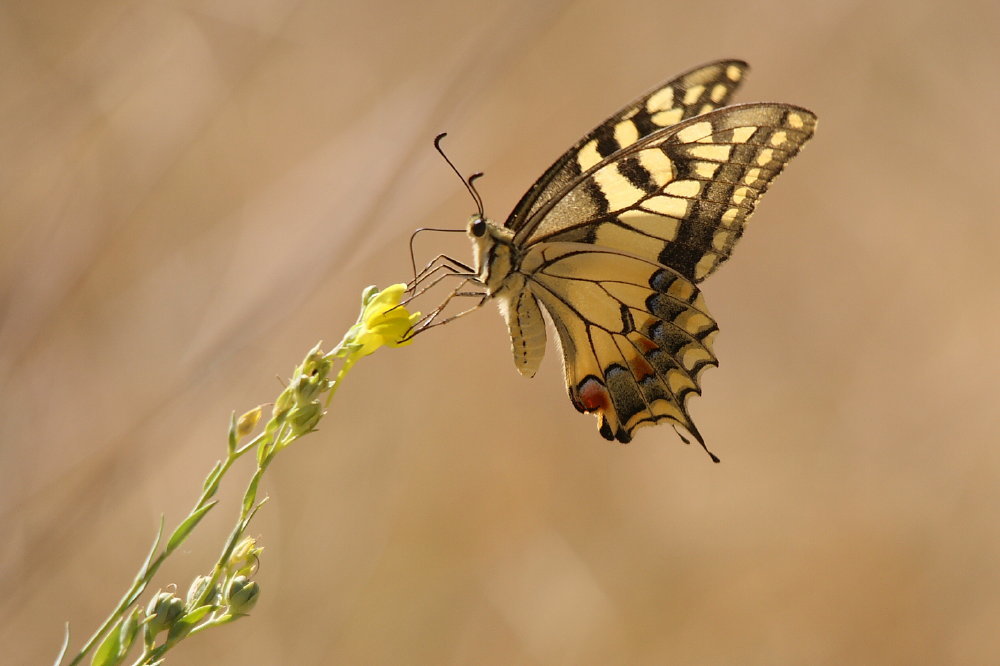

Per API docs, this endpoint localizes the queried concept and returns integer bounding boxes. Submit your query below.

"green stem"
[66,432,267,666]
[63,302,384,665]
[324,352,356,407]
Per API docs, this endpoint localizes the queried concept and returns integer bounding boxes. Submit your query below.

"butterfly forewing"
[505,60,749,233]
[517,103,817,283]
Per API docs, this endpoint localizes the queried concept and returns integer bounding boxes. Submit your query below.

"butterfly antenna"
[434,133,485,218]
[467,172,485,218]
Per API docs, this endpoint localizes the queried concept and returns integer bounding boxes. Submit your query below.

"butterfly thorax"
[467,215,518,295]
[466,214,546,379]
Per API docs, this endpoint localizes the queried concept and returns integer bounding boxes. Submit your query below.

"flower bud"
[226,576,261,615]
[301,347,329,374]
[145,591,185,637]
[289,402,322,435]
[273,388,295,420]
[186,575,217,608]
[235,407,262,439]
[292,374,321,404]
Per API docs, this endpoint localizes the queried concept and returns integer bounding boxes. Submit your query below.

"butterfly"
[414,60,816,458]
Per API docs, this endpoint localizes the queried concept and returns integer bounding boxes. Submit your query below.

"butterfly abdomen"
[495,279,547,377]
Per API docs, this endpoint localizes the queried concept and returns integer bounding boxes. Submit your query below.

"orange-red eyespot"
[576,376,611,414]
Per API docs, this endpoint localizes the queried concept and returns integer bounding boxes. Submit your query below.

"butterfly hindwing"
[521,243,718,444]
[506,60,749,233]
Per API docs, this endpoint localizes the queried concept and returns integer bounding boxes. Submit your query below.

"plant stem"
[67,432,266,666]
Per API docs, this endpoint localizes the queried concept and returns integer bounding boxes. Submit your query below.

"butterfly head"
[466,214,512,244]
[468,214,488,238]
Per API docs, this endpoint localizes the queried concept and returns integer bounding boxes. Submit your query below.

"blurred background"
[2,0,998,663]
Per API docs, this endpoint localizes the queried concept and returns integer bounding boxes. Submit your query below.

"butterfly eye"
[470,217,487,237]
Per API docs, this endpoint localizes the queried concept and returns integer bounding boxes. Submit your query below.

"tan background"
[3,0,998,663]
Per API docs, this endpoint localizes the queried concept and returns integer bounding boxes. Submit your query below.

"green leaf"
[242,471,264,517]
[139,520,164,579]
[202,461,223,495]
[166,501,218,553]
[235,497,268,538]
[90,619,123,666]
[181,605,213,626]
[117,608,141,657]
[164,604,213,645]
[123,518,165,606]
[227,411,238,454]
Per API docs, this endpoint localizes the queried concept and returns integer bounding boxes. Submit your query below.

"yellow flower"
[351,284,420,357]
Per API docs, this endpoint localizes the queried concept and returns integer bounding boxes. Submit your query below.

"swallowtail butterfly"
[420,60,816,457]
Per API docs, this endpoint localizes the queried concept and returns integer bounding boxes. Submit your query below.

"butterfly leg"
[402,278,487,340]
[410,254,475,290]
[410,278,482,328]
[403,266,479,308]
[403,295,488,340]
